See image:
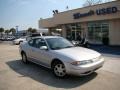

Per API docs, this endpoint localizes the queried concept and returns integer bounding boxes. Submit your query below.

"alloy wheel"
[54,63,66,77]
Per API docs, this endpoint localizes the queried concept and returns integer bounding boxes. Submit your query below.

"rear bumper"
[65,58,104,76]
[13,40,19,44]
[13,41,17,44]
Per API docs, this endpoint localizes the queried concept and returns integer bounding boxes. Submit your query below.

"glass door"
[66,23,83,41]
[71,23,82,40]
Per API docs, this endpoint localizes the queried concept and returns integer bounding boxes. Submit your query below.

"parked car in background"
[19,36,104,78]
[0,37,4,41]
[6,36,15,41]
[13,37,26,45]
[0,36,15,41]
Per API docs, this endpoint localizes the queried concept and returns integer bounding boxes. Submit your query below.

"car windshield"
[46,37,74,50]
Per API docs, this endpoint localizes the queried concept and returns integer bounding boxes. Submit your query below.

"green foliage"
[0,27,4,38]
[31,28,37,33]
[5,30,10,34]
[10,28,16,35]
[27,27,33,33]
[0,27,4,33]
[27,27,37,35]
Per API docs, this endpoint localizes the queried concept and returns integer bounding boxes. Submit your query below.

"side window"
[28,39,34,46]
[34,38,47,48]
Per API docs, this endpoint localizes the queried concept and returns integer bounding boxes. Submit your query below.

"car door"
[26,39,37,60]
[31,38,53,68]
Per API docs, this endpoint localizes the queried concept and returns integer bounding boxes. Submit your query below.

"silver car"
[13,37,26,45]
[19,36,104,77]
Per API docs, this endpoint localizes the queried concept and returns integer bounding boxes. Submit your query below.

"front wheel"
[53,62,66,78]
[21,52,28,64]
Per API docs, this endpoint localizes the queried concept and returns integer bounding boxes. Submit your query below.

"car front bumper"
[65,58,104,76]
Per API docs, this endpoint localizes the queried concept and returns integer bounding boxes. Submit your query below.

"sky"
[0,0,114,30]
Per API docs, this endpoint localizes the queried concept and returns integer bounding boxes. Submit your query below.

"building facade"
[39,1,120,45]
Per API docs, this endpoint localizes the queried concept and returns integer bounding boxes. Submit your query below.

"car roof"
[31,36,62,39]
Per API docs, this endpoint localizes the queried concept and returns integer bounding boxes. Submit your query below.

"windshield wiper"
[52,47,63,50]
[52,46,74,50]
[64,46,74,48]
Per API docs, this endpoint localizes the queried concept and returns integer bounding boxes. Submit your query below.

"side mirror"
[40,46,48,50]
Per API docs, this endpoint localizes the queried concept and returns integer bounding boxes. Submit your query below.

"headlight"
[92,55,102,62]
[71,60,93,66]
[71,61,81,65]
[98,55,102,60]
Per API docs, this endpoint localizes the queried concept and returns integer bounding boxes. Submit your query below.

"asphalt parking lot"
[0,41,120,90]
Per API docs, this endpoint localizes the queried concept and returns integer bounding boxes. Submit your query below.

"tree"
[83,0,102,7]
[27,28,37,35]
[10,28,16,36]
[5,30,10,37]
[27,27,33,35]
[0,27,4,38]
[31,28,37,33]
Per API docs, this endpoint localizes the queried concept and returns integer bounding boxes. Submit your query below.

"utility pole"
[16,26,19,37]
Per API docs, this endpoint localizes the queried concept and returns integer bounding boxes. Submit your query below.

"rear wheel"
[21,52,28,63]
[52,61,66,78]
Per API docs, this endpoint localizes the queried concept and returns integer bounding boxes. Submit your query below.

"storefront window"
[50,27,62,36]
[66,23,82,41]
[88,22,109,44]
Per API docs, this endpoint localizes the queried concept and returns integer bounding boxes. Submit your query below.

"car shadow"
[6,59,97,89]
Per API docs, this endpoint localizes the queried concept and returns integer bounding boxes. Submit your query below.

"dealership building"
[39,1,120,45]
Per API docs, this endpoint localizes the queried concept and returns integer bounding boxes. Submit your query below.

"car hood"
[54,47,101,61]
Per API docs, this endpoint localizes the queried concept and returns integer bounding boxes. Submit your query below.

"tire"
[21,52,28,64]
[52,61,66,78]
